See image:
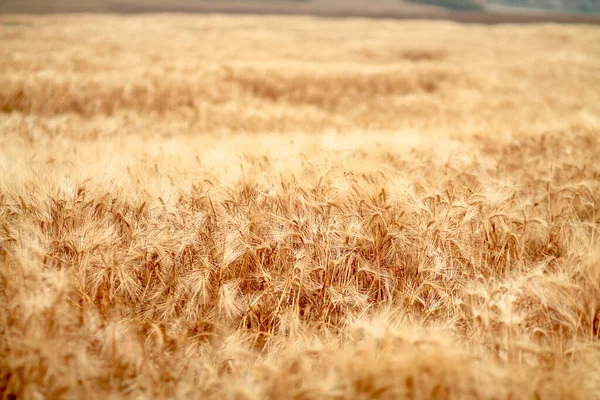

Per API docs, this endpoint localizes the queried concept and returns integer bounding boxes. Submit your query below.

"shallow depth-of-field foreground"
[2,14,600,399]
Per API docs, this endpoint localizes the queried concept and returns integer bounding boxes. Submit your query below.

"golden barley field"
[2,13,600,399]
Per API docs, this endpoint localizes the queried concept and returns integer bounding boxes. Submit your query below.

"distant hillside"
[487,0,600,13]
[2,0,600,21]
[406,0,484,10]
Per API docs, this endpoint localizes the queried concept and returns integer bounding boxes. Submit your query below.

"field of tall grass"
[1,14,600,399]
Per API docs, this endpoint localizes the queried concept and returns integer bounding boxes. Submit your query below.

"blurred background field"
[2,14,599,139]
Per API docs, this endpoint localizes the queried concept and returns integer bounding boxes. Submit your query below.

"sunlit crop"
[1,14,600,399]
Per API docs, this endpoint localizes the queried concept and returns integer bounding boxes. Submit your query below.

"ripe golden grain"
[1,14,600,399]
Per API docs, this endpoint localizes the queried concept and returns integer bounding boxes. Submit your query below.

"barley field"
[1,14,600,399]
